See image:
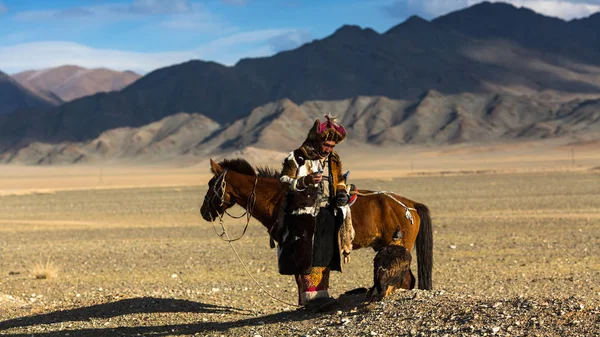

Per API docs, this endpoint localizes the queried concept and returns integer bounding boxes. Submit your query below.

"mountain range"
[12,65,140,103]
[1,1,600,163]
[2,92,598,165]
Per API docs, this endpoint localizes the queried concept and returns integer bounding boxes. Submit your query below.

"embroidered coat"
[276,148,354,275]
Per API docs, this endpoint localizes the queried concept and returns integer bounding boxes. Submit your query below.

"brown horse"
[200,158,433,298]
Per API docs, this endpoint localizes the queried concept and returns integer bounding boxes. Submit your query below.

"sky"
[1,0,600,75]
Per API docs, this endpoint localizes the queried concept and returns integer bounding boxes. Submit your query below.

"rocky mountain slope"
[0,113,220,165]
[3,92,598,165]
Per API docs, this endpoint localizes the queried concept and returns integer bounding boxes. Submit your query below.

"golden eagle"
[367,229,415,301]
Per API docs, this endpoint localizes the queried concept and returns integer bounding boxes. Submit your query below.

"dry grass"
[0,190,56,197]
[30,257,58,280]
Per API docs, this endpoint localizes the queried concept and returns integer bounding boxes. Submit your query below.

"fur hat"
[305,114,347,144]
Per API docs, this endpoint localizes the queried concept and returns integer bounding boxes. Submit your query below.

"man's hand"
[304,172,323,185]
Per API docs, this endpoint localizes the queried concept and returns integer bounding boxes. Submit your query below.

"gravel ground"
[1,171,599,336]
[1,289,598,336]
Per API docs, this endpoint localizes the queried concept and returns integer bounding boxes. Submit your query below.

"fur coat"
[276,147,355,275]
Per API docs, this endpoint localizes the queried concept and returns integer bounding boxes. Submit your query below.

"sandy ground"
[1,140,598,194]
[0,143,599,336]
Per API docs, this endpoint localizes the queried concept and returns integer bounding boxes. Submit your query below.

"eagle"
[367,229,415,302]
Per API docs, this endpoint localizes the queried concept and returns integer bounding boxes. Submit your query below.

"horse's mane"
[213,158,281,179]
[256,166,281,179]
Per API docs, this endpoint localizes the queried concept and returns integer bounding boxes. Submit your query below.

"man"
[277,114,353,309]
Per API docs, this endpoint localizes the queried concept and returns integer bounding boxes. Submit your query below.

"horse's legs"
[295,267,331,305]
[294,274,303,305]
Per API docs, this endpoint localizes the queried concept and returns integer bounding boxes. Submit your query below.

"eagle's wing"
[374,246,411,289]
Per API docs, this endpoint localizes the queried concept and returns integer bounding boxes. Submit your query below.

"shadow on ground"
[0,291,369,336]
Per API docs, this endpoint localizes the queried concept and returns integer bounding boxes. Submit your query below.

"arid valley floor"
[0,142,599,336]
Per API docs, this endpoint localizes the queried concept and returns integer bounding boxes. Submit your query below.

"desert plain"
[0,140,599,336]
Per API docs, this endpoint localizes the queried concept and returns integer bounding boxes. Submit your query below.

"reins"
[209,169,258,242]
[206,169,299,308]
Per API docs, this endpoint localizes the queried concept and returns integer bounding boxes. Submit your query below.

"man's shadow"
[0,292,369,337]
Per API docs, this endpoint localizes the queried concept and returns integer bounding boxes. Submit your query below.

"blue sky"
[1,0,599,74]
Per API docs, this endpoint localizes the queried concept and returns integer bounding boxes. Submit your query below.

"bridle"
[205,169,234,209]
[205,169,259,242]
[202,168,298,307]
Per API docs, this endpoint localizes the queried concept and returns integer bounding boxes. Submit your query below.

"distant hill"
[3,92,599,165]
[2,1,600,154]
[196,92,598,151]
[0,71,57,116]
[0,113,220,165]
[13,65,141,102]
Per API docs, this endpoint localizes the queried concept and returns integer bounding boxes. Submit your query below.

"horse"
[200,158,433,302]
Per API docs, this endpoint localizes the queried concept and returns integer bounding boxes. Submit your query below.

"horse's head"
[200,159,237,221]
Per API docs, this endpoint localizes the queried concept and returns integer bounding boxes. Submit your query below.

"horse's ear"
[210,159,223,176]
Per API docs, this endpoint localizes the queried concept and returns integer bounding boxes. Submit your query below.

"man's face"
[319,140,336,155]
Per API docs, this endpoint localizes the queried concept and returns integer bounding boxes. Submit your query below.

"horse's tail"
[415,203,433,290]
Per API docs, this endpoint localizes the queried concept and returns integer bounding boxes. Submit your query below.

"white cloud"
[203,29,298,49]
[217,46,274,65]
[15,1,199,22]
[1,32,31,44]
[12,7,94,21]
[0,41,192,74]
[384,0,600,20]
[268,30,312,52]
[221,0,249,5]
[12,2,229,34]
[57,7,95,18]
[159,11,234,32]
[496,0,600,19]
[13,10,56,21]
[11,0,233,36]
[126,0,194,15]
[383,0,475,18]
[0,29,303,74]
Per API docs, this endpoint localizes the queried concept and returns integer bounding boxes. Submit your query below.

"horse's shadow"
[0,291,369,337]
